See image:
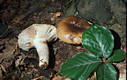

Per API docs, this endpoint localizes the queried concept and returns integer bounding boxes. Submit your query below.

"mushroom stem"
[18,24,57,67]
[33,38,49,67]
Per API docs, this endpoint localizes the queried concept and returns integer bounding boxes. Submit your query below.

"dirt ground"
[0,0,126,80]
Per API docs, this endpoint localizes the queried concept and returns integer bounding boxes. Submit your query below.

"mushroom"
[56,16,90,44]
[18,24,57,67]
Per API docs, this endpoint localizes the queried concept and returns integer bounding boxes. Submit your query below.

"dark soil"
[0,0,126,80]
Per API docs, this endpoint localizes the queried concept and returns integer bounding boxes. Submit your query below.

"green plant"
[60,25,125,80]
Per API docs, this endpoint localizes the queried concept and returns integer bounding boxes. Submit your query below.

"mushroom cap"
[56,16,90,44]
[18,24,57,51]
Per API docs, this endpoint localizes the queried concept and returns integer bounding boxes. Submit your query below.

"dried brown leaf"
[0,38,18,63]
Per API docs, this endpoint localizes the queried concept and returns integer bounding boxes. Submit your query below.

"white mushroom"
[18,24,57,67]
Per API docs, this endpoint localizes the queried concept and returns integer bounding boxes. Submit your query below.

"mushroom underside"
[18,24,57,67]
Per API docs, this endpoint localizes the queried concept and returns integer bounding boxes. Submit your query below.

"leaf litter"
[0,0,126,80]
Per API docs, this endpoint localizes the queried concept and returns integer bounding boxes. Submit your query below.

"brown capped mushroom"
[18,24,57,67]
[56,16,90,44]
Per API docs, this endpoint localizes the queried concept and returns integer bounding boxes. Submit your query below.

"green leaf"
[82,25,114,58]
[21,74,31,80]
[96,63,117,80]
[60,52,102,80]
[108,49,125,62]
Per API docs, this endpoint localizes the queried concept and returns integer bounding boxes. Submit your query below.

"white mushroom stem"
[34,38,49,67]
[18,24,57,67]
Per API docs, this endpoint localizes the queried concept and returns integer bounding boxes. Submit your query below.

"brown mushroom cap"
[56,16,90,44]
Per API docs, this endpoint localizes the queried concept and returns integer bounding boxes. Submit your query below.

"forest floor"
[0,0,126,80]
